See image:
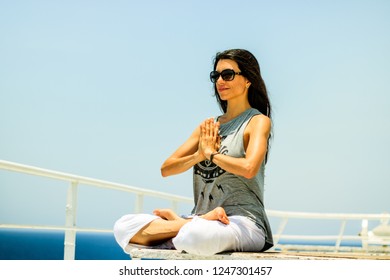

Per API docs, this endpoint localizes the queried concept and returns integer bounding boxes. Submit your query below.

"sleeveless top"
[192,108,273,251]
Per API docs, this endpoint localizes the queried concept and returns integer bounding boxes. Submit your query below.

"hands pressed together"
[199,118,221,161]
[158,117,230,225]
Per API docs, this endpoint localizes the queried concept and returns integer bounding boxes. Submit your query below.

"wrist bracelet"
[210,152,219,163]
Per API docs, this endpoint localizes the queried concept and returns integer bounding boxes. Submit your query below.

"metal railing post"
[171,201,178,213]
[361,219,369,252]
[273,217,289,246]
[335,219,347,252]
[64,181,78,260]
[135,194,144,213]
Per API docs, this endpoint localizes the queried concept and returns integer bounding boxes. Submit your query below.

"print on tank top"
[194,137,228,184]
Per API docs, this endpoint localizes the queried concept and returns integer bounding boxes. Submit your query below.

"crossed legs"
[129,207,229,246]
[114,207,266,256]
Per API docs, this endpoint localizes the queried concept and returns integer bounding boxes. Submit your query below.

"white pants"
[113,214,265,256]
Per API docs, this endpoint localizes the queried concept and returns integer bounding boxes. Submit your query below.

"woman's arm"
[203,114,271,179]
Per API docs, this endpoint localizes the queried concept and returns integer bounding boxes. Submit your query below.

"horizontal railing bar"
[0,159,192,204]
[277,235,366,241]
[0,223,112,233]
[267,210,390,221]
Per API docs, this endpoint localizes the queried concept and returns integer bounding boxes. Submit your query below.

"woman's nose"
[216,75,224,84]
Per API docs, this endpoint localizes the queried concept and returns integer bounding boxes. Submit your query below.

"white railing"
[267,210,390,253]
[1,159,389,259]
[0,160,192,260]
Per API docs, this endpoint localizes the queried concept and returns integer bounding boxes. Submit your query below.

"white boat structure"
[1,159,389,260]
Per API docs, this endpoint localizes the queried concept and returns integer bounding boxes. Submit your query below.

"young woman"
[114,49,274,256]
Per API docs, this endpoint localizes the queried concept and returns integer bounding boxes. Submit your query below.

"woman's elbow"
[242,171,256,179]
[242,163,259,179]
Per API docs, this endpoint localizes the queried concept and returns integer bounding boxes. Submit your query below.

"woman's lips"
[217,87,228,92]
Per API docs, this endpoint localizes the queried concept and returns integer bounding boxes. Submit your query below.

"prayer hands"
[199,118,220,160]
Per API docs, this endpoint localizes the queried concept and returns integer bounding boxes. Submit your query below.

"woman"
[114,49,273,256]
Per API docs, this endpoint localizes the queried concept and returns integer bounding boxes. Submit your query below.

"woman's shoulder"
[247,112,271,133]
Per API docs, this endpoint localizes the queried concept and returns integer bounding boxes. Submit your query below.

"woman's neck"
[222,100,252,123]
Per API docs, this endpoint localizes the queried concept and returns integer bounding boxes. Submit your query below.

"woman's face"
[215,59,250,102]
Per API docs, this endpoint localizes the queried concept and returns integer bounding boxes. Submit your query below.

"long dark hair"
[212,49,272,162]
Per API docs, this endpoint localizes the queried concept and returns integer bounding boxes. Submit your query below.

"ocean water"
[0,229,129,260]
[0,229,363,260]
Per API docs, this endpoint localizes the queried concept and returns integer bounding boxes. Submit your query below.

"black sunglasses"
[209,69,242,83]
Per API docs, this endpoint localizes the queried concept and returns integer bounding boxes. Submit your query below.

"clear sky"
[1,0,389,236]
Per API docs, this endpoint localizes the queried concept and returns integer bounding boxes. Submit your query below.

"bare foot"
[153,209,181,221]
[201,207,230,225]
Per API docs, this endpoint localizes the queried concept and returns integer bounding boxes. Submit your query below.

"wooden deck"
[129,248,390,260]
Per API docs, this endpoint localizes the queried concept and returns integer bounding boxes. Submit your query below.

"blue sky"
[1,0,389,235]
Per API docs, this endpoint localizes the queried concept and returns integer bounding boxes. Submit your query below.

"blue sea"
[0,229,363,260]
[0,229,129,260]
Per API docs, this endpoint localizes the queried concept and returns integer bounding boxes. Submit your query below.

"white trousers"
[113,214,265,256]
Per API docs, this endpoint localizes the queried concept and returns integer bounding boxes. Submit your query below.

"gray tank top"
[192,108,273,251]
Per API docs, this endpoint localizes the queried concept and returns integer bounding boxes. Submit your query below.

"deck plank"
[129,248,390,260]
